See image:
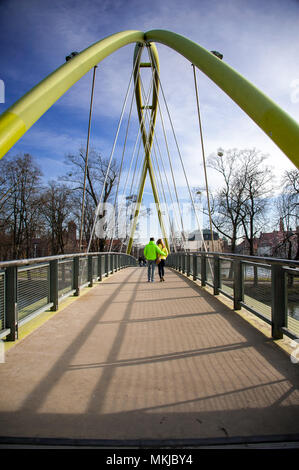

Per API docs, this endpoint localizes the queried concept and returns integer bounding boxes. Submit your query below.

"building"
[184,229,226,252]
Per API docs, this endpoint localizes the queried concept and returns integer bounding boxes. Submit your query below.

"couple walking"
[144,237,168,282]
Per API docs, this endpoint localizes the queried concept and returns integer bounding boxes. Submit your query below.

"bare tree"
[207,148,274,254]
[0,154,43,259]
[207,149,247,253]
[238,149,274,255]
[275,168,299,260]
[61,148,119,251]
[39,182,72,255]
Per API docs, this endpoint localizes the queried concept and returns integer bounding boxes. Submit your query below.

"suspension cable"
[192,64,214,251]
[79,65,97,252]
[139,77,178,251]
[153,63,209,254]
[118,74,154,252]
[86,49,142,253]
[108,69,139,252]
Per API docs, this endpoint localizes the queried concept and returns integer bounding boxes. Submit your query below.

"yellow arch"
[0,29,298,169]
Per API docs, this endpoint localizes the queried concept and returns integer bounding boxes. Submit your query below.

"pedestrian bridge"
[0,252,299,447]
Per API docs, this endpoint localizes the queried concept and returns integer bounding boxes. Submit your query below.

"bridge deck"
[0,266,299,445]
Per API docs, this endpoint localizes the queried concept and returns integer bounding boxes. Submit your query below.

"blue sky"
[0,0,299,239]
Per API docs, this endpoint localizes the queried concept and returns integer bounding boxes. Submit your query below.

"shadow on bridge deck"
[0,266,299,447]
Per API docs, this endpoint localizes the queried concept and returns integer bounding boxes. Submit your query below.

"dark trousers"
[158,259,165,278]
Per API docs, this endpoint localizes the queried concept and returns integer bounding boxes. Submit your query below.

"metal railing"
[167,252,299,341]
[0,252,136,341]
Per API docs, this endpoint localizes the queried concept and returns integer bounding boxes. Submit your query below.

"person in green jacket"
[144,237,167,282]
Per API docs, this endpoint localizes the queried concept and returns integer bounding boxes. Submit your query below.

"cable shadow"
[95,310,222,325]
[169,269,299,391]
[18,268,142,413]
[68,341,249,370]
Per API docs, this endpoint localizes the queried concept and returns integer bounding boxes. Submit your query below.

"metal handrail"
[0,251,136,269]
[188,251,299,268]
[0,252,137,342]
[167,251,299,342]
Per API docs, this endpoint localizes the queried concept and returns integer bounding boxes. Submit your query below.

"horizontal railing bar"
[190,252,299,267]
[0,328,10,340]
[283,267,299,275]
[219,288,234,301]
[281,327,299,341]
[58,289,76,303]
[18,263,50,272]
[240,302,272,325]
[0,252,136,269]
[239,260,271,269]
[18,303,54,327]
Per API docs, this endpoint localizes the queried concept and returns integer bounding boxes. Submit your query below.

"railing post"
[97,254,101,281]
[213,255,220,295]
[182,254,185,274]
[88,255,93,287]
[201,253,207,287]
[73,256,80,296]
[105,254,109,277]
[187,253,190,277]
[50,259,59,311]
[271,265,286,339]
[193,254,198,281]
[233,260,243,310]
[111,254,115,273]
[5,266,18,341]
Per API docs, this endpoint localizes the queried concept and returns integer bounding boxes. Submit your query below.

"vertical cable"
[192,64,214,251]
[79,65,97,252]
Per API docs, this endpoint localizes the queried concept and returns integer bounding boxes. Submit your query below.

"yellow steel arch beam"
[0,30,145,160]
[0,29,298,168]
[145,29,299,169]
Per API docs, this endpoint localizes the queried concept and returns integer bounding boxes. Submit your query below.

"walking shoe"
[162,277,165,281]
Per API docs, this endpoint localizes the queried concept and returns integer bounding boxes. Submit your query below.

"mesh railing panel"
[189,256,193,276]
[92,256,98,280]
[206,256,214,284]
[220,258,234,297]
[79,257,88,286]
[286,270,299,338]
[197,255,201,280]
[18,264,50,321]
[242,263,271,320]
[58,260,73,297]
[0,272,5,331]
